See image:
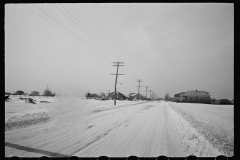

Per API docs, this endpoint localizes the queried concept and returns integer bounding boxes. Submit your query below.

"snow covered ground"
[5,96,233,157]
[167,102,234,156]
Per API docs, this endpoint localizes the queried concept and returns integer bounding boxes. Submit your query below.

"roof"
[183,91,210,97]
[129,93,142,97]
[109,91,125,96]
[15,90,25,94]
[129,93,135,96]
[174,90,210,97]
[187,90,209,94]
[31,91,39,93]
[129,93,136,96]
[174,92,185,97]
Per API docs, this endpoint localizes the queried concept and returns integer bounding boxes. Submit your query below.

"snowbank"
[168,104,222,156]
[168,102,234,156]
[5,112,50,131]
[5,96,55,122]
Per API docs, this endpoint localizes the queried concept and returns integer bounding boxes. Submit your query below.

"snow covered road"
[5,98,226,157]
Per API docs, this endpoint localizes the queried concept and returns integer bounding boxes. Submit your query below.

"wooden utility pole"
[136,79,143,101]
[149,90,152,100]
[111,62,124,105]
[145,86,148,100]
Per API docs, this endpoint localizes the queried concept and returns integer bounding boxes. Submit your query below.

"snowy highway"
[5,97,230,157]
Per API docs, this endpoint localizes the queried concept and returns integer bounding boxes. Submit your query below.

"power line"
[23,4,80,44]
[58,4,120,61]
[56,4,140,81]
[56,4,119,61]
[31,4,115,63]
[24,4,140,84]
[24,5,112,65]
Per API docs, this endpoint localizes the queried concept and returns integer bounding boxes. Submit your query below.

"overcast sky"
[5,3,233,99]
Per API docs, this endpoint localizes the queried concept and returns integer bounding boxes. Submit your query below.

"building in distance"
[43,85,55,97]
[29,91,40,96]
[109,91,127,100]
[174,89,210,104]
[14,90,25,96]
[129,93,144,101]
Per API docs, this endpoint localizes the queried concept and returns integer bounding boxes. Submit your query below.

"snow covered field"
[5,96,233,157]
[168,102,234,156]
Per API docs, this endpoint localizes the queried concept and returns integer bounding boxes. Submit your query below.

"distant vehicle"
[220,99,232,105]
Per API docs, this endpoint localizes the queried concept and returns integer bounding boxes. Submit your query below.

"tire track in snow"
[7,99,222,157]
[73,102,185,157]
[55,101,149,156]
[72,103,152,156]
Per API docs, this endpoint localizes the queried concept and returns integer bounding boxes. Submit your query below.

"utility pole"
[145,86,148,100]
[111,61,124,105]
[136,79,143,101]
[149,90,152,100]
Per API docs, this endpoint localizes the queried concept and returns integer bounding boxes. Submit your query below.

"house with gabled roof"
[108,91,127,100]
[174,89,210,104]
[129,93,144,101]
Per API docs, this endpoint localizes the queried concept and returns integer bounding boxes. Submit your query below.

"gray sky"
[5,3,233,99]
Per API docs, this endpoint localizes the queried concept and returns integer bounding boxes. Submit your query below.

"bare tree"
[164,93,169,101]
